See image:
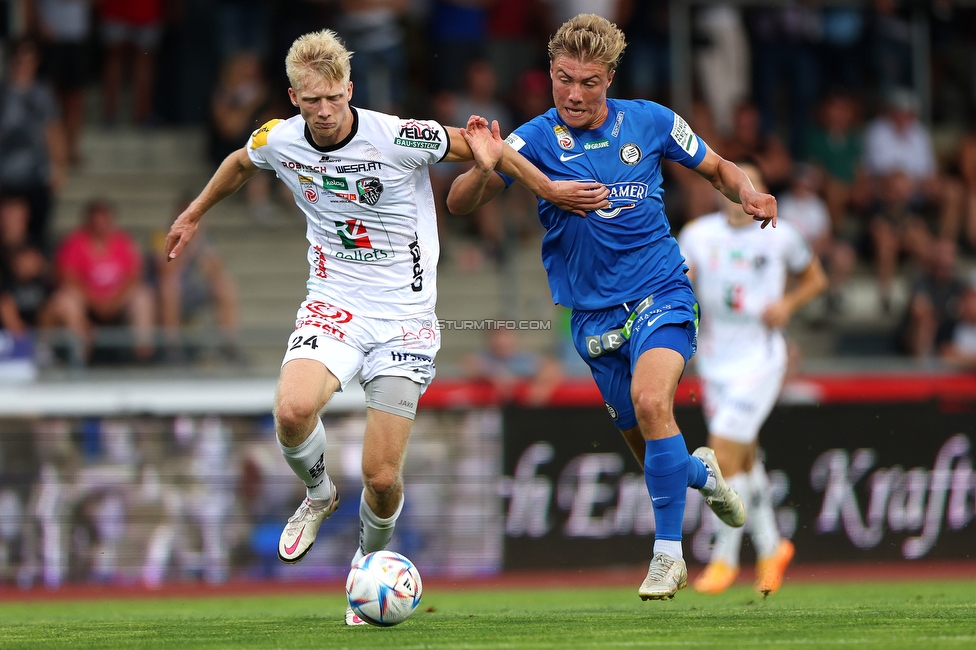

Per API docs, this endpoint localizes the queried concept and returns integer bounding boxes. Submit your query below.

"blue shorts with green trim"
[570,275,699,430]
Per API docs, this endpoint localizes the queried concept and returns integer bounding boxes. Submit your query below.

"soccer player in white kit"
[165,29,608,624]
[678,163,827,595]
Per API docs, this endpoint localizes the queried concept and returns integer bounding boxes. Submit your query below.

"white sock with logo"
[707,472,747,567]
[351,490,404,566]
[277,418,334,503]
[747,460,781,559]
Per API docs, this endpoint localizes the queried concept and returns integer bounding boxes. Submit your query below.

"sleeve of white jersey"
[245,118,284,170]
[782,221,815,273]
[387,117,451,169]
[676,221,702,270]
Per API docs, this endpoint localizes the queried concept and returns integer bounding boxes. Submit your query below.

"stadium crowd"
[1,0,976,371]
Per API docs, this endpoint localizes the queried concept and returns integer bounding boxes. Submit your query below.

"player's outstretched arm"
[444,118,608,216]
[761,256,829,329]
[166,147,260,260]
[694,146,778,228]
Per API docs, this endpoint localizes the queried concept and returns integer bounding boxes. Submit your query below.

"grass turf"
[0,580,973,649]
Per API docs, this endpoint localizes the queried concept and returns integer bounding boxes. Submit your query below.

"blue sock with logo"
[644,434,690,542]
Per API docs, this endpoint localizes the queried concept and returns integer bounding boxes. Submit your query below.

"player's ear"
[347,80,354,103]
[607,68,615,88]
[287,87,299,108]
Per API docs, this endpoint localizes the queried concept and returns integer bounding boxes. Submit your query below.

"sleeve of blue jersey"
[656,106,708,169]
[497,121,543,188]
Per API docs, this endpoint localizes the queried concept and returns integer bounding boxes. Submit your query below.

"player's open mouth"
[566,109,586,117]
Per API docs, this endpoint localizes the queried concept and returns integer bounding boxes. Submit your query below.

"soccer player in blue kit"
[448,14,778,600]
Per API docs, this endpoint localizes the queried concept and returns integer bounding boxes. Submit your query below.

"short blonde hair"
[548,14,627,72]
[285,29,353,91]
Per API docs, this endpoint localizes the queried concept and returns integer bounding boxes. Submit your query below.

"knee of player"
[631,388,672,423]
[363,465,400,498]
[273,397,319,439]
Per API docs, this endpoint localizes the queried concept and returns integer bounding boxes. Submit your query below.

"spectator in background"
[617,0,670,102]
[98,0,163,125]
[868,0,914,97]
[959,132,976,251]
[694,4,750,137]
[804,91,868,235]
[337,0,408,114]
[209,52,276,225]
[486,0,550,98]
[0,196,83,365]
[901,238,964,359]
[779,164,856,313]
[862,88,964,244]
[462,327,562,405]
[53,200,156,363]
[150,200,241,365]
[721,101,793,194]
[746,5,821,155]
[870,171,933,311]
[818,4,867,93]
[27,0,92,168]
[0,38,68,253]
[428,0,490,92]
[215,0,271,62]
[941,280,976,368]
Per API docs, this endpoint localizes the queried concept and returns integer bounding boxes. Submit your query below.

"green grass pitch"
[0,579,973,649]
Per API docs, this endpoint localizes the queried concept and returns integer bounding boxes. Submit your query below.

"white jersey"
[678,212,812,379]
[246,108,449,319]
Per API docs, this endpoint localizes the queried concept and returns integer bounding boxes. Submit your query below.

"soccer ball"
[346,551,423,626]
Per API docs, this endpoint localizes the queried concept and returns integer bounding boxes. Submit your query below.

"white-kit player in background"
[678,162,827,595]
[164,29,608,625]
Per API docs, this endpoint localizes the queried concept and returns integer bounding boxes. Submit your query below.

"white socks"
[653,539,683,559]
[747,460,781,558]
[277,418,334,502]
[351,489,404,566]
[708,472,747,567]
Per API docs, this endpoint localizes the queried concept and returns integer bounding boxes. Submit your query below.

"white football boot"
[693,447,746,528]
[638,552,688,600]
[277,489,340,564]
[345,606,368,626]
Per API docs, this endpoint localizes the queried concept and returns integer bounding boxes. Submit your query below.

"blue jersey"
[501,99,707,310]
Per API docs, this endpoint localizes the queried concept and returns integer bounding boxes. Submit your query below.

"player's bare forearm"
[447,167,504,214]
[696,148,777,227]
[766,257,829,328]
[166,148,259,259]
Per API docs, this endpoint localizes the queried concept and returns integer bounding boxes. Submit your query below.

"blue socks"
[644,433,708,542]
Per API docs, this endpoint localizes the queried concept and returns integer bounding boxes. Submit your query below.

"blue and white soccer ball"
[346,550,423,626]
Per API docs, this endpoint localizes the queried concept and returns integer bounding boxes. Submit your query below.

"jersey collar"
[304,106,359,152]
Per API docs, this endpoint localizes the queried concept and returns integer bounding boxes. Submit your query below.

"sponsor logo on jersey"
[504,133,526,151]
[619,142,642,165]
[356,177,383,206]
[395,120,443,149]
[322,175,349,191]
[671,114,699,157]
[409,234,423,292]
[553,125,575,151]
[305,300,353,323]
[333,219,392,261]
[584,139,610,150]
[281,160,330,173]
[249,119,282,149]
[299,175,319,203]
[611,111,625,137]
[333,192,358,202]
[335,219,373,249]
[335,161,383,174]
[594,181,648,218]
[319,155,341,163]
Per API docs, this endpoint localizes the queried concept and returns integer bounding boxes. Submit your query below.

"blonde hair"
[548,14,627,72]
[285,29,353,91]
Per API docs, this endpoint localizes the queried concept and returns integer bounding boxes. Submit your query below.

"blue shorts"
[570,276,699,430]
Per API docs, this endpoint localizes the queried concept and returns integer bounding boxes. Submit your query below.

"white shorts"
[281,299,440,392]
[701,360,785,444]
